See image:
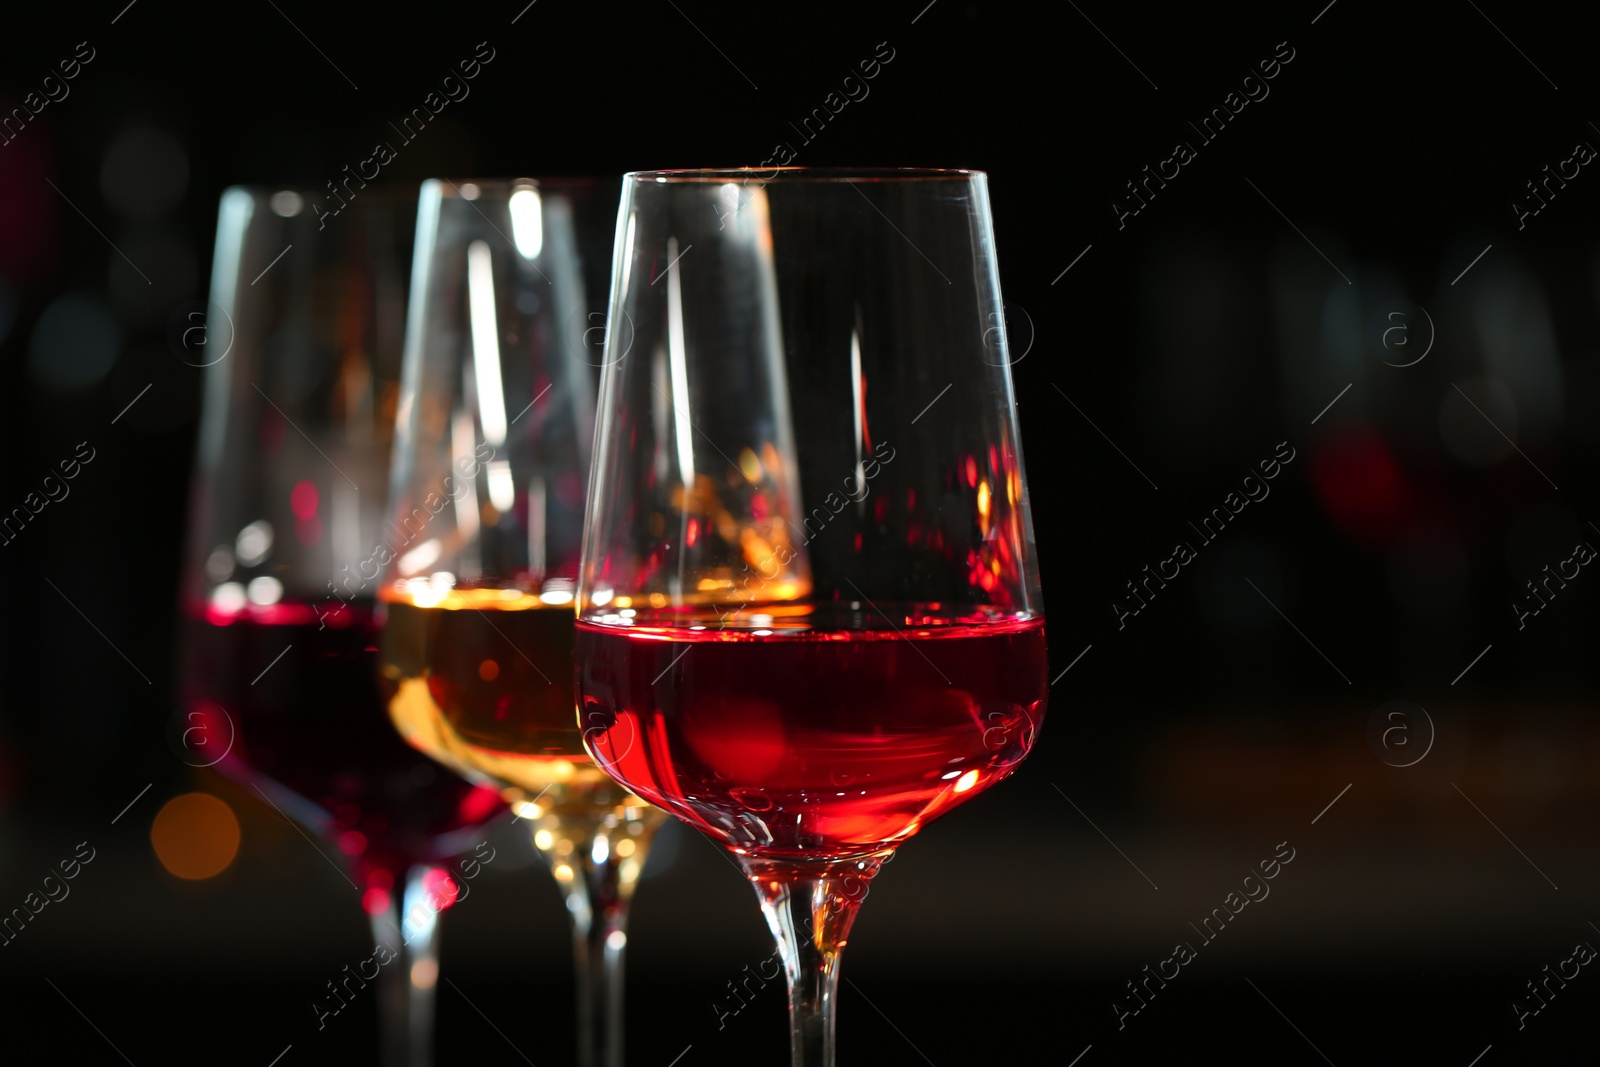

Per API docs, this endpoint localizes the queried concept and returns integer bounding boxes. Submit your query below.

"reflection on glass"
[577,168,1049,1066]
[178,185,503,1067]
[378,178,662,1067]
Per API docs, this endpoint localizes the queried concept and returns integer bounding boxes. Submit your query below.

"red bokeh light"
[0,118,58,285]
[1308,427,1412,547]
[291,480,319,520]
[456,786,502,823]
[422,867,459,911]
[362,887,391,916]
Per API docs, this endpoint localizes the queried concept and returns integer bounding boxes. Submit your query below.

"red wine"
[181,600,502,888]
[574,608,1047,862]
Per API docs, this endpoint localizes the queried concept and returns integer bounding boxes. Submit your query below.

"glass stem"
[371,865,445,1067]
[535,811,658,1067]
[371,899,407,1067]
[742,852,891,1067]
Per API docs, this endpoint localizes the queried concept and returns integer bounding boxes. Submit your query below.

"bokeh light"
[422,867,459,910]
[28,292,119,390]
[150,792,241,880]
[235,520,273,566]
[290,480,319,520]
[270,190,303,217]
[1308,427,1412,546]
[0,124,57,280]
[100,127,189,218]
[456,785,502,823]
[362,887,391,916]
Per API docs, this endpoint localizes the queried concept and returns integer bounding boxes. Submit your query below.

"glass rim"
[212,178,614,204]
[625,166,985,183]
[219,183,418,201]
[422,176,611,198]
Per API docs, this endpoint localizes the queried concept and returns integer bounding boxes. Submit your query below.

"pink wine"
[574,609,1047,861]
[182,601,502,886]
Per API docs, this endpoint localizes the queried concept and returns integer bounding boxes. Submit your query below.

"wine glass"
[378,177,666,1067]
[177,185,504,1067]
[575,168,1049,1066]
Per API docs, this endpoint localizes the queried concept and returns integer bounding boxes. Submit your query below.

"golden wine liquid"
[380,586,666,925]
[379,588,655,822]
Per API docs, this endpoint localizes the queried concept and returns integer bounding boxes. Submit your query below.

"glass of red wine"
[177,186,504,1067]
[575,168,1049,1065]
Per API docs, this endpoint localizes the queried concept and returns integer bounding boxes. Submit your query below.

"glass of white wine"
[378,178,664,1067]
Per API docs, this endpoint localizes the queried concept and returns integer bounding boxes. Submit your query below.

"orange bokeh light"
[150,792,241,880]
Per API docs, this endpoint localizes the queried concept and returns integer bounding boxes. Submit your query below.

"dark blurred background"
[3,1,1599,1063]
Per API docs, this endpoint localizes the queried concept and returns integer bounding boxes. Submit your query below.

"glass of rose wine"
[377,178,666,1067]
[575,168,1049,1066]
[177,186,505,1067]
